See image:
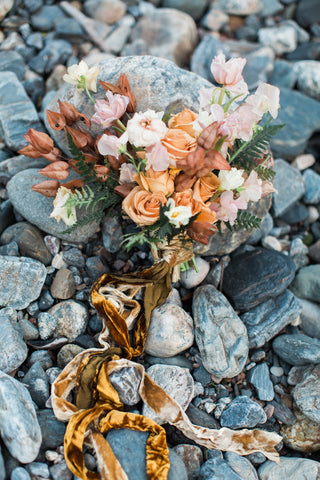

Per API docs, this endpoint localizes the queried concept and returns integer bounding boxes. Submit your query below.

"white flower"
[164,198,192,228]
[126,110,168,148]
[193,111,215,135]
[50,187,77,226]
[219,168,245,191]
[246,83,280,119]
[98,131,128,158]
[63,60,100,92]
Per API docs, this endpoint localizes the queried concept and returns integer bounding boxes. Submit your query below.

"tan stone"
[281,407,320,453]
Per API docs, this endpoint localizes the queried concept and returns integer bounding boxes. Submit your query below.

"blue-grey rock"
[186,403,220,429]
[26,462,50,479]
[54,18,85,43]
[0,154,47,178]
[249,363,274,401]
[293,364,320,424]
[270,399,296,425]
[302,169,320,204]
[212,0,262,14]
[31,5,66,31]
[0,200,14,236]
[7,169,99,243]
[24,0,43,13]
[1,222,52,265]
[273,334,320,365]
[271,88,320,159]
[106,429,188,480]
[0,445,5,480]
[192,285,248,379]
[296,0,320,27]
[243,46,274,91]
[300,299,320,339]
[287,41,320,61]
[290,264,320,302]
[86,255,109,279]
[29,40,72,75]
[191,34,229,82]
[240,290,302,349]
[48,300,88,342]
[28,350,53,370]
[260,0,283,16]
[0,51,26,81]
[102,216,123,253]
[145,354,193,370]
[26,32,43,50]
[259,457,320,480]
[247,213,273,245]
[280,202,308,225]
[0,72,42,151]
[11,467,31,480]
[222,248,296,311]
[220,396,267,429]
[0,255,46,309]
[37,409,66,450]
[0,311,27,373]
[22,361,50,408]
[162,0,209,21]
[39,289,55,311]
[19,317,39,341]
[109,366,142,406]
[225,452,259,480]
[172,444,203,480]
[0,370,42,462]
[272,159,305,217]
[49,459,73,480]
[269,59,297,89]
[63,247,85,267]
[199,456,243,480]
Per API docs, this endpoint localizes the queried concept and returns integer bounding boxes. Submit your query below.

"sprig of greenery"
[217,211,262,234]
[66,130,97,183]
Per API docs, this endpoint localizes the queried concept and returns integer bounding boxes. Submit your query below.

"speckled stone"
[281,408,320,453]
[259,457,320,480]
[48,300,88,341]
[220,396,267,429]
[293,364,320,424]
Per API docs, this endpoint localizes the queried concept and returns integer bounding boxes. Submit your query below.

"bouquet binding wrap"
[20,54,284,479]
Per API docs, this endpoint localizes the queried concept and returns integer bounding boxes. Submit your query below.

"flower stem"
[116,119,126,132]
[191,256,199,273]
[84,82,95,104]
[218,87,225,105]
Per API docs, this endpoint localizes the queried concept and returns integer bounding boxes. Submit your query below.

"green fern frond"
[255,164,276,181]
[234,211,262,230]
[66,130,97,183]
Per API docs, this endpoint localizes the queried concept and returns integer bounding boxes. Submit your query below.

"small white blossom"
[219,168,245,191]
[126,110,168,148]
[164,198,192,228]
[50,187,77,226]
[63,60,100,92]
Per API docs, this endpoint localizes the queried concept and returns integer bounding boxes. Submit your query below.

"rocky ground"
[0,0,320,479]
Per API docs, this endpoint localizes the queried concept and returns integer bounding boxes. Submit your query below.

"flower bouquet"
[20,53,281,280]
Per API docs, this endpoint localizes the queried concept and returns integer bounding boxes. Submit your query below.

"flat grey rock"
[0,312,28,373]
[273,334,320,365]
[0,370,42,463]
[272,159,305,217]
[0,255,46,309]
[293,364,320,424]
[259,457,320,480]
[220,395,267,429]
[7,169,99,243]
[249,363,274,401]
[192,285,248,378]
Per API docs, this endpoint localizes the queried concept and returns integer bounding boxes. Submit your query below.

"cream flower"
[164,198,192,228]
[219,168,244,191]
[98,131,128,158]
[50,186,77,226]
[63,60,100,92]
[126,110,168,148]
[245,83,280,119]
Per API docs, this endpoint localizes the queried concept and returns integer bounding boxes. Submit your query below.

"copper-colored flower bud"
[65,127,88,149]
[39,161,70,180]
[174,173,197,192]
[187,221,217,245]
[197,122,219,150]
[94,164,109,182]
[61,179,84,190]
[176,147,206,177]
[99,80,121,95]
[201,150,231,175]
[117,73,136,113]
[18,144,42,158]
[25,129,54,154]
[32,179,60,197]
[114,182,136,198]
[46,110,66,131]
[78,128,95,148]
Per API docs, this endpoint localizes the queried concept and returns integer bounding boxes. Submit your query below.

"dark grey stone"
[0,51,26,81]
[222,248,296,311]
[192,285,248,378]
[22,74,45,105]
[0,200,14,235]
[102,216,123,253]
[28,350,53,370]
[50,460,72,480]
[63,247,85,267]
[272,159,305,217]
[290,265,320,302]
[242,47,275,91]
[249,363,274,401]
[300,299,320,339]
[303,169,320,204]
[85,255,109,279]
[0,72,42,151]
[186,403,220,429]
[270,399,296,425]
[220,396,267,429]
[54,18,85,42]
[26,32,43,50]
[225,452,259,480]
[269,60,297,89]
[24,0,43,13]
[31,5,66,31]
[280,202,308,225]
[0,240,18,256]
[199,456,243,480]
[270,88,320,159]
[272,334,320,365]
[0,154,47,178]
[145,354,193,370]
[37,409,66,450]
[22,361,50,408]
[240,290,302,349]
[29,40,72,75]
[296,0,320,27]
[39,289,55,311]
[162,0,209,21]
[191,34,229,82]
[286,42,320,61]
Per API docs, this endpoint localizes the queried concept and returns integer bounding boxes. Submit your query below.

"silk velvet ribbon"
[51,258,282,480]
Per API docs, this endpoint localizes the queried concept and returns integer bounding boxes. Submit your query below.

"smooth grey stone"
[109,366,142,406]
[29,39,72,75]
[260,0,283,16]
[0,51,25,81]
[54,18,84,42]
[19,317,39,341]
[0,371,41,462]
[242,46,274,91]
[303,169,320,204]
[293,61,320,101]
[50,268,76,300]
[0,255,46,309]
[296,0,320,26]
[85,255,109,279]
[269,59,297,89]
[24,0,43,13]
[246,453,266,466]
[222,248,296,311]
[22,75,45,105]
[259,457,320,480]
[48,300,88,342]
[287,41,320,61]
[300,299,320,339]
[22,361,50,408]
[102,216,123,253]
[220,396,267,429]
[194,195,272,257]
[225,452,259,480]
[145,354,193,370]
[193,364,212,386]
[272,334,320,365]
[191,34,229,82]
[199,457,243,480]
[271,88,320,159]
[186,403,219,429]
[7,169,99,243]
[0,313,28,373]
[26,462,50,478]
[211,0,262,14]
[309,239,320,264]
[37,409,66,450]
[192,285,248,378]
[172,444,203,480]
[39,289,55,310]
[289,238,309,271]
[106,429,188,480]
[272,159,305,217]
[50,460,72,480]
[270,399,296,426]
[63,247,85,267]
[57,344,84,369]
[280,202,308,225]
[1,222,52,265]
[0,72,42,151]
[246,213,273,245]
[162,0,208,21]
[0,154,47,178]
[0,445,5,480]
[10,467,31,480]
[293,364,320,424]
[290,265,320,302]
[45,56,213,155]
[240,290,302,348]
[249,363,274,401]
[28,350,53,370]
[26,32,43,50]
[31,5,66,31]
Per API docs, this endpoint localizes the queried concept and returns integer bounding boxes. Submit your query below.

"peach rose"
[193,173,220,203]
[168,108,197,137]
[173,189,202,216]
[196,205,217,224]
[161,129,197,166]
[122,186,167,226]
[134,168,174,196]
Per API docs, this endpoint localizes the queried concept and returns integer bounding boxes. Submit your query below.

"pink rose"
[92,91,129,128]
[211,53,247,87]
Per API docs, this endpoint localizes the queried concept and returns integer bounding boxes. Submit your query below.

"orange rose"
[134,168,174,196]
[168,108,197,137]
[173,189,202,216]
[196,205,217,224]
[122,186,167,226]
[161,129,197,166]
[193,173,220,203]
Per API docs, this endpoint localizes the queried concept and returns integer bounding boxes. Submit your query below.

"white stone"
[259,457,320,480]
[292,154,316,171]
[270,366,284,377]
[261,235,282,251]
[180,256,210,289]
[52,253,67,269]
[0,0,14,21]
[294,61,320,100]
[258,24,297,54]
[308,206,319,224]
